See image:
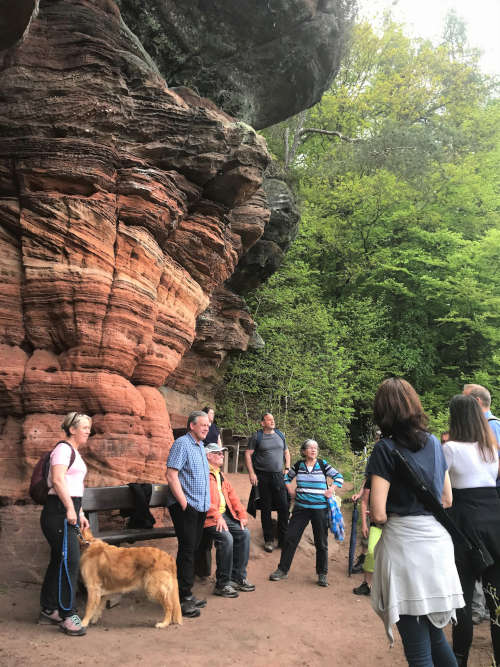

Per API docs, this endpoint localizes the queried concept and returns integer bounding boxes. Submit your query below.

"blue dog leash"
[58,519,74,611]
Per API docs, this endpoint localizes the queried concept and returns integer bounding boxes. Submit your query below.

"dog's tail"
[145,570,183,627]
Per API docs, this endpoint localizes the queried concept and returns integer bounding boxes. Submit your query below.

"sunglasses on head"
[67,413,86,430]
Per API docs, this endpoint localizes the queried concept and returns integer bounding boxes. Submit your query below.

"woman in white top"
[443,394,500,667]
[39,412,90,636]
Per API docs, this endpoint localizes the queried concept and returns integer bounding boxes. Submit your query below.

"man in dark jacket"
[244,413,290,552]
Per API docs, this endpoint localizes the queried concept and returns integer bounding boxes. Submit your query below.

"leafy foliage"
[218,15,500,455]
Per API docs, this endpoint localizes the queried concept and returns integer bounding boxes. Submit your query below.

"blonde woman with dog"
[39,412,91,636]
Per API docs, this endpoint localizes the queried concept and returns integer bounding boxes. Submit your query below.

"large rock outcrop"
[0,0,353,505]
[116,0,355,129]
[229,177,301,294]
[0,0,270,497]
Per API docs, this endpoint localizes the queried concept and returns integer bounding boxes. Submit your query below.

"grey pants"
[471,579,488,619]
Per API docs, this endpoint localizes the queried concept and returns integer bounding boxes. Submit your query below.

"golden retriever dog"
[79,527,182,628]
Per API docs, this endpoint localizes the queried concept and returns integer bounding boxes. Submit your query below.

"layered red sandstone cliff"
[0,0,270,497]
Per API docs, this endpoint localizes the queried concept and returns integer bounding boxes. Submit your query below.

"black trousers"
[169,503,207,600]
[256,470,289,545]
[278,506,329,574]
[40,495,82,619]
[453,560,500,664]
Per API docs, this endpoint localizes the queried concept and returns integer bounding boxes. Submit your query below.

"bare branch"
[286,110,307,170]
[298,127,359,143]
[284,126,290,169]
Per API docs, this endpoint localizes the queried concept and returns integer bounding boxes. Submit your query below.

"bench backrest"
[82,484,170,512]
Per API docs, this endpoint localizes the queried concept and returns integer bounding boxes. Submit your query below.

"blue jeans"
[396,615,457,667]
[204,512,250,586]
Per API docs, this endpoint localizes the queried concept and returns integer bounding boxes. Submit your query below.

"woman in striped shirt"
[269,439,343,587]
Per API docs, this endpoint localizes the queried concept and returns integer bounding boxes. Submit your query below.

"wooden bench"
[82,484,176,546]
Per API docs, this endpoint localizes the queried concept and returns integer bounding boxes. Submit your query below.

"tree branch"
[298,127,359,143]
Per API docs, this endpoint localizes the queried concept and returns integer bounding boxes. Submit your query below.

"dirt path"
[0,475,493,666]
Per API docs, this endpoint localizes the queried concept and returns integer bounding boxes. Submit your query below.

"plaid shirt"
[167,432,210,512]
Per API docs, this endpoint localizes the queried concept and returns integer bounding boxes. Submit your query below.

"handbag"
[391,447,494,577]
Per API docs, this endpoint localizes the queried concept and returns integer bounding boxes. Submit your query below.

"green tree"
[220,16,500,450]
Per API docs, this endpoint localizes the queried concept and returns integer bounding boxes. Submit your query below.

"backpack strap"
[293,459,328,478]
[317,458,328,479]
[253,429,263,451]
[275,429,286,446]
[55,441,77,470]
[253,428,286,451]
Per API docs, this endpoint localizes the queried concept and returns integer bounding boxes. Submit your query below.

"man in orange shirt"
[204,443,256,598]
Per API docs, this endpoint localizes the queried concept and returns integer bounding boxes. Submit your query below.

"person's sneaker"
[353,581,371,596]
[317,574,329,587]
[269,568,288,581]
[264,542,274,553]
[214,584,239,598]
[38,609,63,625]
[231,578,256,592]
[184,595,207,609]
[181,598,201,617]
[351,554,366,574]
[59,614,87,636]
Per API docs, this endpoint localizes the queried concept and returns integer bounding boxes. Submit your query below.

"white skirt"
[371,514,465,644]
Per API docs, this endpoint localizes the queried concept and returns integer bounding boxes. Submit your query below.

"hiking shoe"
[214,584,239,598]
[317,574,329,587]
[351,554,366,574]
[39,609,63,625]
[353,581,371,596]
[231,579,256,592]
[181,598,201,617]
[59,614,86,636]
[264,542,274,553]
[184,595,207,609]
[269,568,288,581]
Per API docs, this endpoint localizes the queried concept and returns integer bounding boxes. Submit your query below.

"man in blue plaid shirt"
[167,410,210,618]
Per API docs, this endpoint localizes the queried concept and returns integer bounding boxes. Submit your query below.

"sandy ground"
[0,475,493,666]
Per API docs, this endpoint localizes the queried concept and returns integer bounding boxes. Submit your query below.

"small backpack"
[29,441,76,505]
[292,458,328,477]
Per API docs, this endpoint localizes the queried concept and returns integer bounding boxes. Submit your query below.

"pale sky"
[360,0,500,75]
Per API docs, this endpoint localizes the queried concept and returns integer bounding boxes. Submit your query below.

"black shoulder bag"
[391,448,493,578]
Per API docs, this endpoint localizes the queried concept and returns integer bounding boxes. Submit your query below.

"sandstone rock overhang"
[117,0,356,129]
[0,0,271,494]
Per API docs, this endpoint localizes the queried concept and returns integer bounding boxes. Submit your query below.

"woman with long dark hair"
[443,394,500,666]
[367,378,463,666]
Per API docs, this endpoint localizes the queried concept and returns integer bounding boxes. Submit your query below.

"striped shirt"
[285,459,343,509]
